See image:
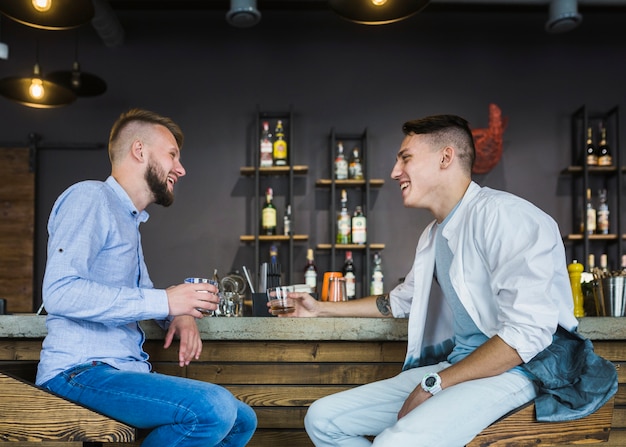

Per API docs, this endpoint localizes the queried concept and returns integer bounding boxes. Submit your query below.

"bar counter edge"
[0,315,624,341]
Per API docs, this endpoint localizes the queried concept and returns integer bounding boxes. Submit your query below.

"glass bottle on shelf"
[336,189,351,244]
[585,188,596,235]
[304,248,318,292]
[370,251,384,295]
[261,187,277,235]
[334,141,348,180]
[283,204,292,236]
[349,146,364,180]
[596,189,609,235]
[273,120,288,166]
[585,127,598,166]
[351,205,367,245]
[600,253,609,275]
[343,250,356,300]
[260,121,273,167]
[597,127,612,167]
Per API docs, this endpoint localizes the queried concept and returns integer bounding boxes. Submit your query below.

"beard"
[145,161,174,207]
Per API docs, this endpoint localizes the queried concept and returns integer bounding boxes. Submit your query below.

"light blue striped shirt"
[36,176,169,385]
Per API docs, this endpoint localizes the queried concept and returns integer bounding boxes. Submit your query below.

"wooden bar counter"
[0,315,624,446]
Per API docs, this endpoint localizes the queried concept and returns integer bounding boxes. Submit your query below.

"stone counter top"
[0,315,624,341]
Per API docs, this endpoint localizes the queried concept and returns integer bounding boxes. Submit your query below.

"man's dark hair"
[402,114,475,173]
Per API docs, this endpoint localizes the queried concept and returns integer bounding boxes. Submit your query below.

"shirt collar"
[105,176,150,223]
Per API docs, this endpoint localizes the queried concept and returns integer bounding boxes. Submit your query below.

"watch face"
[425,376,437,388]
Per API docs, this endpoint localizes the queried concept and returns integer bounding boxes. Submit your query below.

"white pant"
[304,362,537,447]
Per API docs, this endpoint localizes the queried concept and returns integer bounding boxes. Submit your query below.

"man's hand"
[164,315,202,367]
[398,385,431,419]
[166,282,220,318]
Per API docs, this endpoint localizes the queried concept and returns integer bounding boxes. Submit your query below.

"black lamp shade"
[0,76,76,108]
[329,0,430,25]
[46,70,107,97]
[0,0,94,30]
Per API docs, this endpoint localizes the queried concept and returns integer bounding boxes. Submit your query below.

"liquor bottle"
[597,127,612,167]
[260,121,273,168]
[334,141,348,180]
[283,204,292,236]
[343,250,356,300]
[261,187,277,235]
[600,253,610,275]
[351,205,367,245]
[303,248,318,292]
[336,189,351,244]
[585,127,598,166]
[349,147,364,180]
[585,188,596,235]
[273,120,288,166]
[370,251,384,295]
[270,244,279,264]
[596,189,609,235]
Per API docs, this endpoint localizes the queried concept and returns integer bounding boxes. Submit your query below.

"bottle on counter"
[334,141,348,180]
[336,189,351,244]
[370,251,384,295]
[597,127,612,167]
[585,127,598,166]
[283,204,292,236]
[261,187,277,235]
[585,188,596,235]
[260,121,273,167]
[343,250,356,300]
[351,205,367,245]
[597,189,609,235]
[304,248,318,293]
[273,120,288,166]
[567,260,585,318]
[349,146,364,180]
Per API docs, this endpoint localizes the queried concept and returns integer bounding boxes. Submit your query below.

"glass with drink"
[267,286,295,316]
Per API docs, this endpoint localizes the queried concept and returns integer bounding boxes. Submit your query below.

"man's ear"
[130,140,144,162]
[440,146,454,168]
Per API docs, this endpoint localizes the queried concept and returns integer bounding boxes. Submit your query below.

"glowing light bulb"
[32,0,52,12]
[371,0,387,6]
[29,78,45,99]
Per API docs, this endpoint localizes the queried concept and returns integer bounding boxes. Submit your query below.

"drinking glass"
[267,286,295,316]
[184,277,220,316]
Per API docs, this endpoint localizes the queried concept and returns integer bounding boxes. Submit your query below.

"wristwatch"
[421,372,442,395]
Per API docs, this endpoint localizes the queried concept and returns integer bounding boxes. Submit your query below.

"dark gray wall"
[1,7,625,307]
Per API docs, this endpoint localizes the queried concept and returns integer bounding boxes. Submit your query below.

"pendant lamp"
[0,0,94,30]
[0,41,76,108]
[46,35,107,97]
[329,0,430,25]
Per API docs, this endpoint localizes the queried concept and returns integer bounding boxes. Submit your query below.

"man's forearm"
[316,294,394,318]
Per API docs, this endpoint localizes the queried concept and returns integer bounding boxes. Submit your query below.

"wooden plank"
[0,372,136,442]
[467,399,614,447]
[254,407,308,429]
[186,362,403,385]
[0,339,42,360]
[224,385,351,407]
[0,147,35,313]
[145,340,407,363]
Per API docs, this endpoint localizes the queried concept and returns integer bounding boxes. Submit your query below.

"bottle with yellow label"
[273,120,288,166]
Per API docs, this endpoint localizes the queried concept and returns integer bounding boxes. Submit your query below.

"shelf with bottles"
[313,128,386,296]
[563,105,622,266]
[239,107,309,286]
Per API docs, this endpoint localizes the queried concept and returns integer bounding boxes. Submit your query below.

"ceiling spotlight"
[0,0,94,30]
[546,0,582,33]
[226,0,261,28]
[329,0,430,25]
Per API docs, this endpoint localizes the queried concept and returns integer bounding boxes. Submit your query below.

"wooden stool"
[0,371,137,443]
[467,398,614,446]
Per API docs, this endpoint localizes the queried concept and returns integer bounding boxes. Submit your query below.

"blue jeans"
[41,362,257,447]
[305,361,537,447]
